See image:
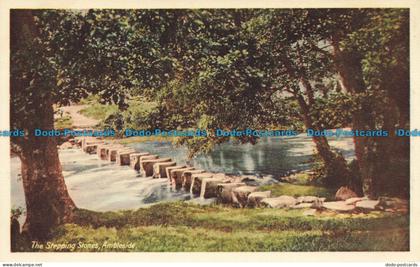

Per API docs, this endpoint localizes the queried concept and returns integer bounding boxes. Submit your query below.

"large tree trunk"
[331,38,378,197]
[11,10,76,241]
[19,129,76,241]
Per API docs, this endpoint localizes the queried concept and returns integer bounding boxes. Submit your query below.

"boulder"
[129,153,151,170]
[199,177,231,199]
[140,158,172,177]
[232,186,258,208]
[355,200,380,210]
[216,182,246,204]
[190,173,216,195]
[335,186,358,201]
[323,201,355,212]
[182,170,205,190]
[170,167,195,189]
[261,195,297,208]
[116,149,136,165]
[247,191,271,207]
[153,161,176,178]
[165,165,187,181]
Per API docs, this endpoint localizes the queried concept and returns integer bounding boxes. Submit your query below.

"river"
[11,134,354,222]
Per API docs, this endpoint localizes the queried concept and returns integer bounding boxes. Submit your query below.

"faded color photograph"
[10,9,409,252]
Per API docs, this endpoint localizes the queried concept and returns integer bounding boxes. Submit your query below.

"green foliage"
[54,114,73,129]
[258,183,335,200]
[79,103,118,121]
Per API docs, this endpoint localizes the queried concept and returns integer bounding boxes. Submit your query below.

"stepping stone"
[129,153,151,170]
[232,186,258,208]
[116,149,136,165]
[247,191,271,207]
[97,144,110,159]
[200,177,231,199]
[84,143,103,154]
[165,165,186,182]
[170,167,195,189]
[261,195,297,208]
[153,161,176,178]
[97,144,118,160]
[355,200,380,210]
[81,137,101,151]
[323,201,355,212]
[130,154,159,171]
[182,170,205,190]
[216,182,246,204]
[107,146,130,161]
[140,158,172,177]
[190,173,216,195]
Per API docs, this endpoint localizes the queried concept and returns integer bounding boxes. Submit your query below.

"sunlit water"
[11,134,354,224]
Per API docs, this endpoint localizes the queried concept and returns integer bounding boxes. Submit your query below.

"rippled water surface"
[11,134,354,221]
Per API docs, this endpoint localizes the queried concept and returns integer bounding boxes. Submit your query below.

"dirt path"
[60,105,99,129]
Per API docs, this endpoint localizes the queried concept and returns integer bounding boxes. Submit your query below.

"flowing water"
[11,134,354,224]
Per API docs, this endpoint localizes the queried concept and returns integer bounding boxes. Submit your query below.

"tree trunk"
[331,38,378,197]
[11,10,76,241]
[295,94,355,190]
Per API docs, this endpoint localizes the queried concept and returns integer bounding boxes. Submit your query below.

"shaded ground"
[60,105,99,128]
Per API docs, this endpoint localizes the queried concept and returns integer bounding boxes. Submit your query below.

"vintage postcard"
[1,0,420,264]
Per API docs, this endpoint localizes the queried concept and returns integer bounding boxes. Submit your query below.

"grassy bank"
[258,183,335,200]
[19,202,408,252]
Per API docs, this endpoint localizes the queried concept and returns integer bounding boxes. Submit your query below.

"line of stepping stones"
[67,137,408,214]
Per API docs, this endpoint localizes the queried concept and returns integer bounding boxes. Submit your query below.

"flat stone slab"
[355,200,380,210]
[107,147,131,161]
[129,153,151,170]
[165,165,187,182]
[345,197,368,205]
[297,196,325,203]
[247,191,271,207]
[190,173,216,195]
[216,182,246,204]
[140,157,172,177]
[170,167,195,189]
[261,196,297,208]
[97,144,118,159]
[116,149,136,165]
[323,201,355,212]
[200,177,231,199]
[153,161,177,178]
[182,170,205,190]
[232,186,258,208]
